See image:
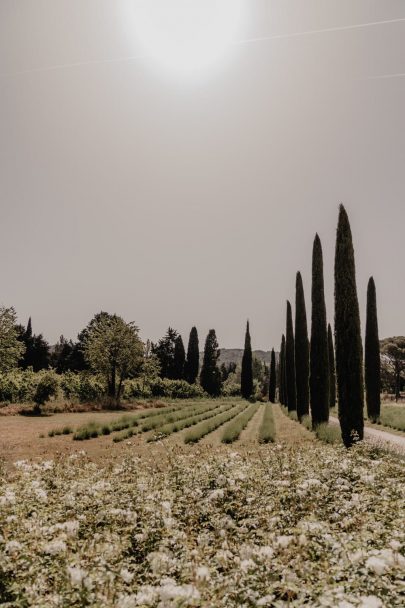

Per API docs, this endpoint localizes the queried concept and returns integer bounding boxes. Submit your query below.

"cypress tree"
[328,324,336,409]
[279,335,286,405]
[200,329,222,397]
[310,234,330,426]
[241,321,254,399]
[295,272,309,420]
[268,348,276,403]
[335,205,364,446]
[184,326,199,384]
[285,301,297,411]
[365,277,381,423]
[172,335,186,380]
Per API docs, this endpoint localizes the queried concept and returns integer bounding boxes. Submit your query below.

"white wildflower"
[120,568,134,583]
[67,566,87,587]
[275,535,293,549]
[44,540,67,555]
[196,566,210,581]
[359,596,384,608]
[5,540,22,553]
[366,556,387,575]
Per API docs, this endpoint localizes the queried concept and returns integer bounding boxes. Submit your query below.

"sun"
[127,0,246,78]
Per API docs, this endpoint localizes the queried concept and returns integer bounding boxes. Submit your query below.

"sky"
[0,0,404,350]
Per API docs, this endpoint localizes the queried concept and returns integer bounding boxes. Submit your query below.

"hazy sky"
[1,1,404,350]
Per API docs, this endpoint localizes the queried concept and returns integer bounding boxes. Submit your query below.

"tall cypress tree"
[295,272,309,420]
[335,205,364,446]
[184,326,199,384]
[200,329,222,397]
[279,335,286,405]
[310,234,330,427]
[327,324,336,409]
[241,321,254,399]
[268,348,276,403]
[172,335,186,380]
[285,301,297,411]
[365,277,381,423]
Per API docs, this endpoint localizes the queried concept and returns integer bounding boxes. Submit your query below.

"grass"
[184,402,247,444]
[258,404,276,443]
[221,403,259,443]
[379,405,405,432]
[47,425,73,437]
[285,409,342,444]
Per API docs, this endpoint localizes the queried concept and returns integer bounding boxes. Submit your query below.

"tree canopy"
[0,307,25,372]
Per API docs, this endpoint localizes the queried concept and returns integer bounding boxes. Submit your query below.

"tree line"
[266,205,397,447]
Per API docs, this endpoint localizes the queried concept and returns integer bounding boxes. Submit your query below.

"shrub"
[33,372,59,413]
[184,402,247,444]
[258,405,276,443]
[221,403,259,443]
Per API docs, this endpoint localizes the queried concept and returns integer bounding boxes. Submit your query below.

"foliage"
[221,372,241,397]
[295,272,309,419]
[278,335,286,405]
[18,318,50,371]
[0,307,25,372]
[258,404,276,443]
[184,327,199,384]
[365,278,381,422]
[310,234,329,427]
[380,337,405,401]
[241,321,253,399]
[33,372,59,413]
[82,312,144,403]
[200,329,222,397]
[335,205,364,447]
[285,301,297,412]
[378,405,405,432]
[151,328,178,379]
[327,324,336,410]
[268,349,277,403]
[172,335,186,380]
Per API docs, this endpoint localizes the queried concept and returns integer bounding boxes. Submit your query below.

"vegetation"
[184,401,246,443]
[33,372,59,414]
[380,337,405,401]
[258,404,276,443]
[240,321,253,399]
[221,402,259,443]
[278,335,286,406]
[184,326,199,384]
[295,272,309,420]
[268,348,276,403]
[150,401,234,441]
[200,329,222,397]
[285,301,297,412]
[18,317,50,371]
[335,205,364,447]
[82,312,144,403]
[151,328,178,379]
[0,307,25,372]
[172,335,186,380]
[378,405,405,432]
[327,324,336,410]
[310,234,329,427]
[365,278,381,422]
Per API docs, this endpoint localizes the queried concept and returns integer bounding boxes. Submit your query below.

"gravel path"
[329,416,405,453]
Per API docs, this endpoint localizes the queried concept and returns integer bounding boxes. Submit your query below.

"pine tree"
[184,326,199,384]
[328,324,336,409]
[310,234,329,426]
[295,272,309,420]
[285,301,297,411]
[241,321,254,399]
[335,205,364,446]
[365,277,381,423]
[268,348,276,403]
[200,329,222,397]
[172,335,186,380]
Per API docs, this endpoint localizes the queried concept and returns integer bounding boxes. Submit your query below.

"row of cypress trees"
[274,205,381,447]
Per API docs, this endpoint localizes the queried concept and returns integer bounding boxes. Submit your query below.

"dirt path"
[237,404,265,444]
[273,405,315,445]
[330,416,405,453]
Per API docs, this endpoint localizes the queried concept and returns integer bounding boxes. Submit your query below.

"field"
[1,399,404,607]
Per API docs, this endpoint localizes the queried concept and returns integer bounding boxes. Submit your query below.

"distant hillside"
[217,349,277,367]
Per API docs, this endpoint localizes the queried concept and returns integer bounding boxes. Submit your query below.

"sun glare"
[127,0,246,78]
